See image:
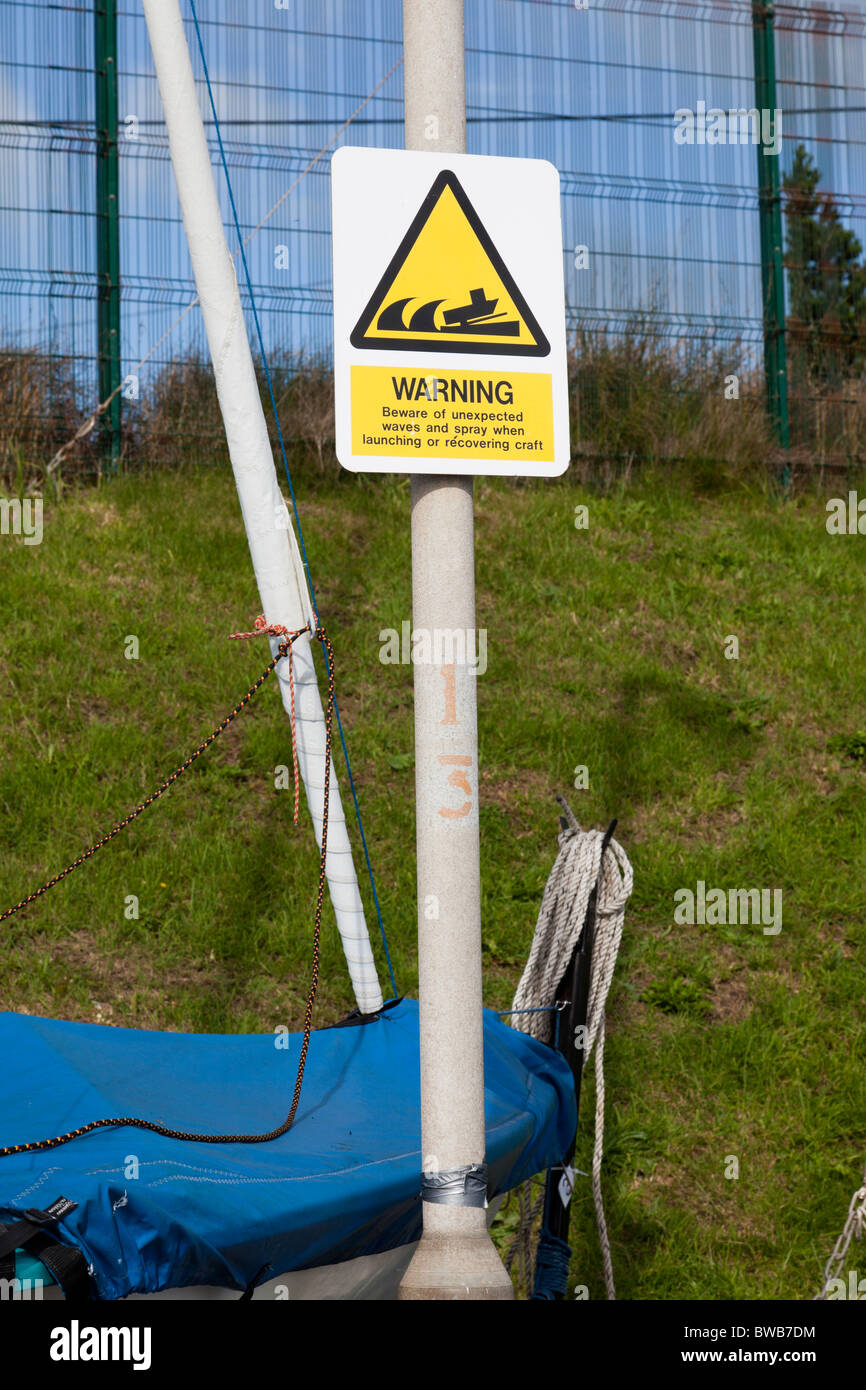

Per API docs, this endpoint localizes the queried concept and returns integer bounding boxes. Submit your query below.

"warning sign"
[350,367,555,461]
[332,147,569,477]
[350,170,550,357]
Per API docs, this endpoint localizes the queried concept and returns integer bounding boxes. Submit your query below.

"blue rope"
[187,0,397,999]
[531,1228,572,1301]
[498,1004,562,1017]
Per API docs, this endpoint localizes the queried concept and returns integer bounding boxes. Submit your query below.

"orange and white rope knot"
[228,614,316,825]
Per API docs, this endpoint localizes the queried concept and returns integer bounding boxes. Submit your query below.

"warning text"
[351,367,555,461]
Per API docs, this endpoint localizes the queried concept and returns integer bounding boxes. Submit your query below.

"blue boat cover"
[0,1001,575,1298]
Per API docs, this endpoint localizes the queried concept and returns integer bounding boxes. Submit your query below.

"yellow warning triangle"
[350,170,550,357]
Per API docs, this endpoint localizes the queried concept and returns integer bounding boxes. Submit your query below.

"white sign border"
[331,146,570,478]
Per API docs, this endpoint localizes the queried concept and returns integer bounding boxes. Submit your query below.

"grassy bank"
[0,462,864,1299]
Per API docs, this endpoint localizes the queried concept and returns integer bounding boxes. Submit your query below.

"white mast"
[141,0,383,1015]
[398,0,513,1299]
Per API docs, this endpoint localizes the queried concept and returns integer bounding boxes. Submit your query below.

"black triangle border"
[349,169,551,358]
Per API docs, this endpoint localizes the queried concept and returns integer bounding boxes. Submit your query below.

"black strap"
[0,1195,90,1300]
[25,1232,91,1302]
[0,1199,75,1261]
[327,996,403,1029]
[239,1261,271,1299]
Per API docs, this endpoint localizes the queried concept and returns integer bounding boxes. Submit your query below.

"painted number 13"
[437,663,473,819]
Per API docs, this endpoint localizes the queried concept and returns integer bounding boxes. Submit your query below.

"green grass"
[1,462,864,1300]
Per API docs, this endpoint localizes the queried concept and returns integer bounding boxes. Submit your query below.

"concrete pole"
[398,0,513,1300]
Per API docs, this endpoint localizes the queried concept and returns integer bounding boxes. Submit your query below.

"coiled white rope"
[511,810,633,1299]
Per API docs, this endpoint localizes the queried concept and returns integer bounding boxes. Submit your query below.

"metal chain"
[0,630,307,926]
[0,623,335,1158]
[815,1170,866,1299]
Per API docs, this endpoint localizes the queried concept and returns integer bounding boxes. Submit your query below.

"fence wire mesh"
[1,0,865,476]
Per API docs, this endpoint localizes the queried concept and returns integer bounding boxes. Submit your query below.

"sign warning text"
[350,367,555,460]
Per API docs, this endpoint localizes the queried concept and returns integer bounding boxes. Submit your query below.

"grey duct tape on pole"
[422,1163,488,1208]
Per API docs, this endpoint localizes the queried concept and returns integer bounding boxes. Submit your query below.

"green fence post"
[95,0,121,469]
[752,1,790,453]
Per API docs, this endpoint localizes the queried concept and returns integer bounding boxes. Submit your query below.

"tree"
[782,144,866,378]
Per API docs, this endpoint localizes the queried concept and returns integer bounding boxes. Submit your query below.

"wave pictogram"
[377,287,520,338]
